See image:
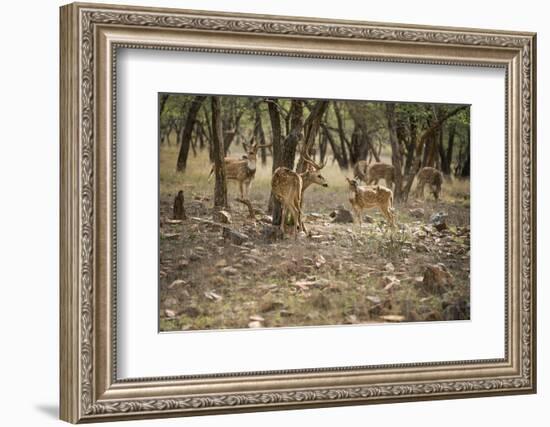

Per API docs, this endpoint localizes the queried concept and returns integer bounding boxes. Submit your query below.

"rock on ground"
[420,263,453,294]
[222,228,249,245]
[330,207,354,223]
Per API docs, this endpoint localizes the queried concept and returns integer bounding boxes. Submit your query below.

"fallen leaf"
[165,219,183,225]
[380,315,405,322]
[168,279,186,289]
[204,291,222,301]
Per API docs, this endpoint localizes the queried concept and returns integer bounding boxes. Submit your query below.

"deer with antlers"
[346,177,396,228]
[271,151,329,237]
[209,139,272,200]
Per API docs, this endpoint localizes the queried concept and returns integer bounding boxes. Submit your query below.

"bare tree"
[333,102,351,168]
[266,98,283,212]
[159,94,170,116]
[385,103,404,202]
[176,95,206,171]
[253,102,268,165]
[211,96,228,210]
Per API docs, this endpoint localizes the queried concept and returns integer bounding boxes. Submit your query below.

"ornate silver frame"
[60,2,537,423]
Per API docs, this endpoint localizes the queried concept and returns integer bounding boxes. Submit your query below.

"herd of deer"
[212,142,444,237]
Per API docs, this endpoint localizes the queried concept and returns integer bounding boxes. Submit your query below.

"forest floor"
[159,146,471,332]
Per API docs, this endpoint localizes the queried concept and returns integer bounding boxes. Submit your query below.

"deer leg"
[298,207,307,234]
[354,207,363,231]
[239,182,244,200]
[417,181,424,199]
[382,206,396,228]
[433,184,440,201]
[352,206,359,224]
[291,206,301,239]
[280,206,286,235]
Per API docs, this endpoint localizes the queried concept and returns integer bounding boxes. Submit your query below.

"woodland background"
[159,95,471,331]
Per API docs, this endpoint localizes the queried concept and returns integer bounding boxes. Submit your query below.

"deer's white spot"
[247,159,257,171]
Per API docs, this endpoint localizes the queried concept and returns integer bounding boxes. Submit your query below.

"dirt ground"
[159,147,470,332]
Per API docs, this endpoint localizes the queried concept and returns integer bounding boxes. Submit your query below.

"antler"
[301,149,325,171]
[243,134,255,151]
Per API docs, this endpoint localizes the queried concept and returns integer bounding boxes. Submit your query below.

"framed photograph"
[60,2,537,423]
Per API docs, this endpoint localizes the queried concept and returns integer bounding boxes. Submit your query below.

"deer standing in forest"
[346,178,396,228]
[209,140,271,200]
[415,167,444,201]
[364,162,395,189]
[271,167,304,238]
[271,152,329,237]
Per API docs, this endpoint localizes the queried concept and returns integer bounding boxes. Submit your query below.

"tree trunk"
[333,102,350,168]
[385,103,404,202]
[211,96,228,209]
[280,100,304,170]
[254,103,267,165]
[267,99,283,213]
[159,94,169,116]
[176,95,206,171]
[222,102,243,154]
[173,190,186,220]
[348,103,380,164]
[403,114,417,174]
[267,99,282,169]
[272,100,304,227]
[321,124,346,169]
[441,122,456,175]
[319,132,327,164]
[459,130,470,177]
[296,100,329,173]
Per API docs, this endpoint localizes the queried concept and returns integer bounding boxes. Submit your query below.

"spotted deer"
[209,141,271,199]
[271,152,329,237]
[415,167,443,201]
[271,167,304,238]
[366,162,395,189]
[345,177,396,228]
